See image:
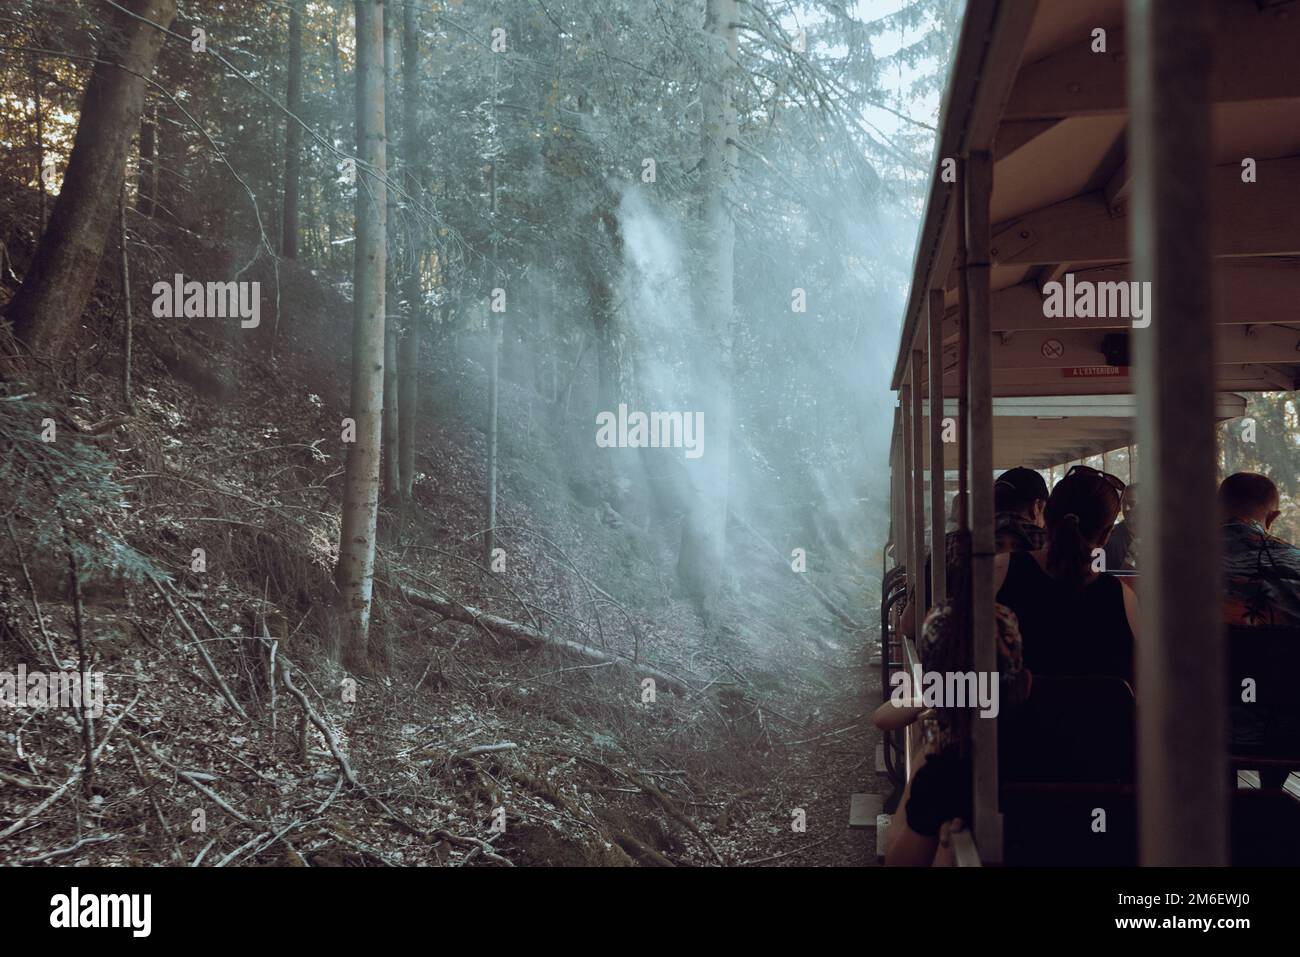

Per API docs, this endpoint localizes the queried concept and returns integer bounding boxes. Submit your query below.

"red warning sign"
[1063,365,1129,378]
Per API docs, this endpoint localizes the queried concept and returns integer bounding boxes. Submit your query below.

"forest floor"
[0,198,888,867]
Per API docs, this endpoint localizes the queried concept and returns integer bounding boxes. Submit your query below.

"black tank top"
[995,551,1135,684]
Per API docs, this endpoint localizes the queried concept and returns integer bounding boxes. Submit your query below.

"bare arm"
[993,551,1010,593]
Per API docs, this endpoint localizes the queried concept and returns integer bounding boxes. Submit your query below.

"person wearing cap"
[993,465,1139,683]
[899,470,1047,639]
[993,466,1049,553]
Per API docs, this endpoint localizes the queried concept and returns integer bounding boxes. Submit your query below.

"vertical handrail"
[965,148,1002,862]
[928,288,947,609]
[910,349,927,621]
[1127,0,1226,864]
[900,382,917,637]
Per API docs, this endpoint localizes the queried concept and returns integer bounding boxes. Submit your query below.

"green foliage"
[1223,394,1300,542]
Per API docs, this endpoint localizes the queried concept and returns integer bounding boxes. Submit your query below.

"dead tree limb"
[279,658,424,838]
[278,659,357,788]
[621,768,726,865]
[147,573,249,720]
[4,518,58,666]
[609,831,676,867]
[0,691,140,843]
[127,731,251,823]
[397,584,690,694]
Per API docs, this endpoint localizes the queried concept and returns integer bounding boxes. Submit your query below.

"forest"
[3,0,1297,874]
[0,0,966,869]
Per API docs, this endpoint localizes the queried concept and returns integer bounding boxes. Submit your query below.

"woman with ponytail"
[993,466,1139,683]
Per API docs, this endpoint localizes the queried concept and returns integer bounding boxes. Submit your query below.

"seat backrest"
[1226,625,1300,761]
[1000,674,1135,784]
[1226,624,1300,709]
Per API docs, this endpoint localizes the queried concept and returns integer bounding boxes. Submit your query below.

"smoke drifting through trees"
[0,0,962,869]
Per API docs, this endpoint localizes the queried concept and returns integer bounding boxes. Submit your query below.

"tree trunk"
[397,0,422,503]
[383,322,400,500]
[329,4,348,275]
[280,0,303,258]
[335,0,387,666]
[32,53,46,231]
[380,0,401,501]
[593,285,621,415]
[7,0,177,363]
[119,186,134,412]
[676,0,738,618]
[484,157,501,568]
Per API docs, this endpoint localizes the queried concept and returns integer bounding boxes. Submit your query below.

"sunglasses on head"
[1064,464,1126,495]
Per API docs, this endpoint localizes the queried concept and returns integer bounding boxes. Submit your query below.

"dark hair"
[1045,469,1122,587]
[994,467,1049,514]
[1219,472,1279,519]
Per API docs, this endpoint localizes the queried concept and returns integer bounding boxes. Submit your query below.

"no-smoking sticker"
[1041,338,1064,359]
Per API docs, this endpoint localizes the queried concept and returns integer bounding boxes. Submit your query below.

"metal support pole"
[900,382,917,634]
[910,349,927,619]
[965,149,1001,862]
[1127,0,1225,865]
[890,422,903,569]
[928,288,947,608]
[956,161,970,533]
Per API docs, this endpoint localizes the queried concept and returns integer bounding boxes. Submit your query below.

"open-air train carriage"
[883,0,1300,866]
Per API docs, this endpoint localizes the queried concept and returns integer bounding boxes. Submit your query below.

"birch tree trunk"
[676,0,738,618]
[7,0,177,363]
[484,163,500,568]
[335,0,388,665]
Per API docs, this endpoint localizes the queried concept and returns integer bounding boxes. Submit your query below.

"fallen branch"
[621,768,726,866]
[738,834,835,866]
[16,833,117,865]
[0,770,55,792]
[125,741,184,864]
[455,833,513,867]
[0,692,141,843]
[4,518,58,666]
[453,742,518,760]
[279,660,357,788]
[147,573,249,720]
[215,818,303,868]
[397,584,690,695]
[280,658,423,838]
[127,731,251,824]
[462,524,612,649]
[609,831,676,867]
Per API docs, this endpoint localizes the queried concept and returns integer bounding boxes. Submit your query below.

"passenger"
[1103,483,1139,571]
[885,472,1046,865]
[1220,472,1300,627]
[900,468,1045,636]
[993,466,1048,552]
[884,583,1029,865]
[993,465,1139,684]
[1219,472,1300,790]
